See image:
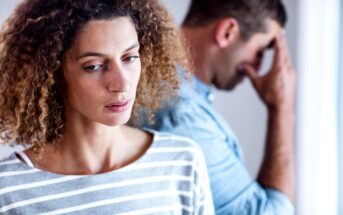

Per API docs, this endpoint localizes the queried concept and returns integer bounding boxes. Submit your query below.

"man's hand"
[242,31,296,112]
[242,31,296,203]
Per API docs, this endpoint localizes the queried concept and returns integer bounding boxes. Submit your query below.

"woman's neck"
[26,122,152,175]
[58,122,126,174]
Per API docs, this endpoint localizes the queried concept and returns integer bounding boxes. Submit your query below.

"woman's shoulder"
[127,126,199,149]
[0,153,34,186]
[152,130,198,147]
[0,153,22,171]
[147,130,203,156]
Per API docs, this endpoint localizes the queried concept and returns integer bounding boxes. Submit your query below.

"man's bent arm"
[257,107,295,202]
[151,97,294,214]
[243,31,296,203]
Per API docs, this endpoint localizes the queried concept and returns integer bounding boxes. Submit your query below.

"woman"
[0,0,214,214]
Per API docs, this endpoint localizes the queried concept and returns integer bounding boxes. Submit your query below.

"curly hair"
[0,0,185,152]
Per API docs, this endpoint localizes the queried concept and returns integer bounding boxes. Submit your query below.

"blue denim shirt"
[148,72,294,215]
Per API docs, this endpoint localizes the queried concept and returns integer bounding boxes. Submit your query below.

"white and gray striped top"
[0,132,214,215]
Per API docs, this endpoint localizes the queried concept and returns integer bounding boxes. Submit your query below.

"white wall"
[160,0,191,26]
[0,0,21,23]
[295,0,340,213]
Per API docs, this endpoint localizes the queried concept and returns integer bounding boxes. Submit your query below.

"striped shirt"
[0,132,214,215]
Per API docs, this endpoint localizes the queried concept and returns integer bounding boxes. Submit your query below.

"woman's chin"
[102,114,132,127]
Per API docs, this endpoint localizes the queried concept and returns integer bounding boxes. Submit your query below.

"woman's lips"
[105,99,131,113]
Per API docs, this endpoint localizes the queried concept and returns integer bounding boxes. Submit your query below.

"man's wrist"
[267,103,295,117]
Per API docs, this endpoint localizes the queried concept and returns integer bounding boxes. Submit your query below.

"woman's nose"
[106,64,129,92]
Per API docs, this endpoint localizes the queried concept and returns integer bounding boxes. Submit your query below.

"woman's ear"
[214,18,239,48]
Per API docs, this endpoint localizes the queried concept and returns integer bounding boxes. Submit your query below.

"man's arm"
[243,31,296,202]
[152,98,294,214]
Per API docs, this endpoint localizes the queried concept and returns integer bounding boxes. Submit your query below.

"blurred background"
[0,0,342,214]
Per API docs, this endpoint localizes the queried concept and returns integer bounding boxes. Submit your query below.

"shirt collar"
[193,76,215,104]
[181,73,214,104]
[178,66,215,104]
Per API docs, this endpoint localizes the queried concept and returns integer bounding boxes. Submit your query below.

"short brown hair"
[0,0,185,152]
[183,0,287,41]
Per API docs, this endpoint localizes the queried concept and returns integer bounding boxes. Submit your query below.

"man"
[149,0,296,214]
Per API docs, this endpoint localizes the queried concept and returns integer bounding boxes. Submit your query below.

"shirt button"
[207,93,215,102]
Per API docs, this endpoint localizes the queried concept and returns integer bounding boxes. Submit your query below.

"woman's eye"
[123,56,139,63]
[83,64,104,72]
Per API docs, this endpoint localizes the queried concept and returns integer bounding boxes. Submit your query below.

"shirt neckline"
[12,129,159,177]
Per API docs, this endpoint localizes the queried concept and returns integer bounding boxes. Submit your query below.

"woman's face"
[62,17,141,126]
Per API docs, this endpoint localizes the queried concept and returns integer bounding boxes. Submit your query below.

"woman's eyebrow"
[124,43,140,52]
[75,43,140,60]
[75,52,106,60]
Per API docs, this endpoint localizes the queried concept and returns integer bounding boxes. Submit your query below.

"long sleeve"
[149,96,294,215]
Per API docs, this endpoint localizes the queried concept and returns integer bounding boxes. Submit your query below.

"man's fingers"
[272,31,293,73]
[241,64,259,87]
[272,32,283,68]
[279,32,292,66]
[278,32,295,75]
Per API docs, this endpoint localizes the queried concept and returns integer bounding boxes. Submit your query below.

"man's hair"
[183,0,287,41]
